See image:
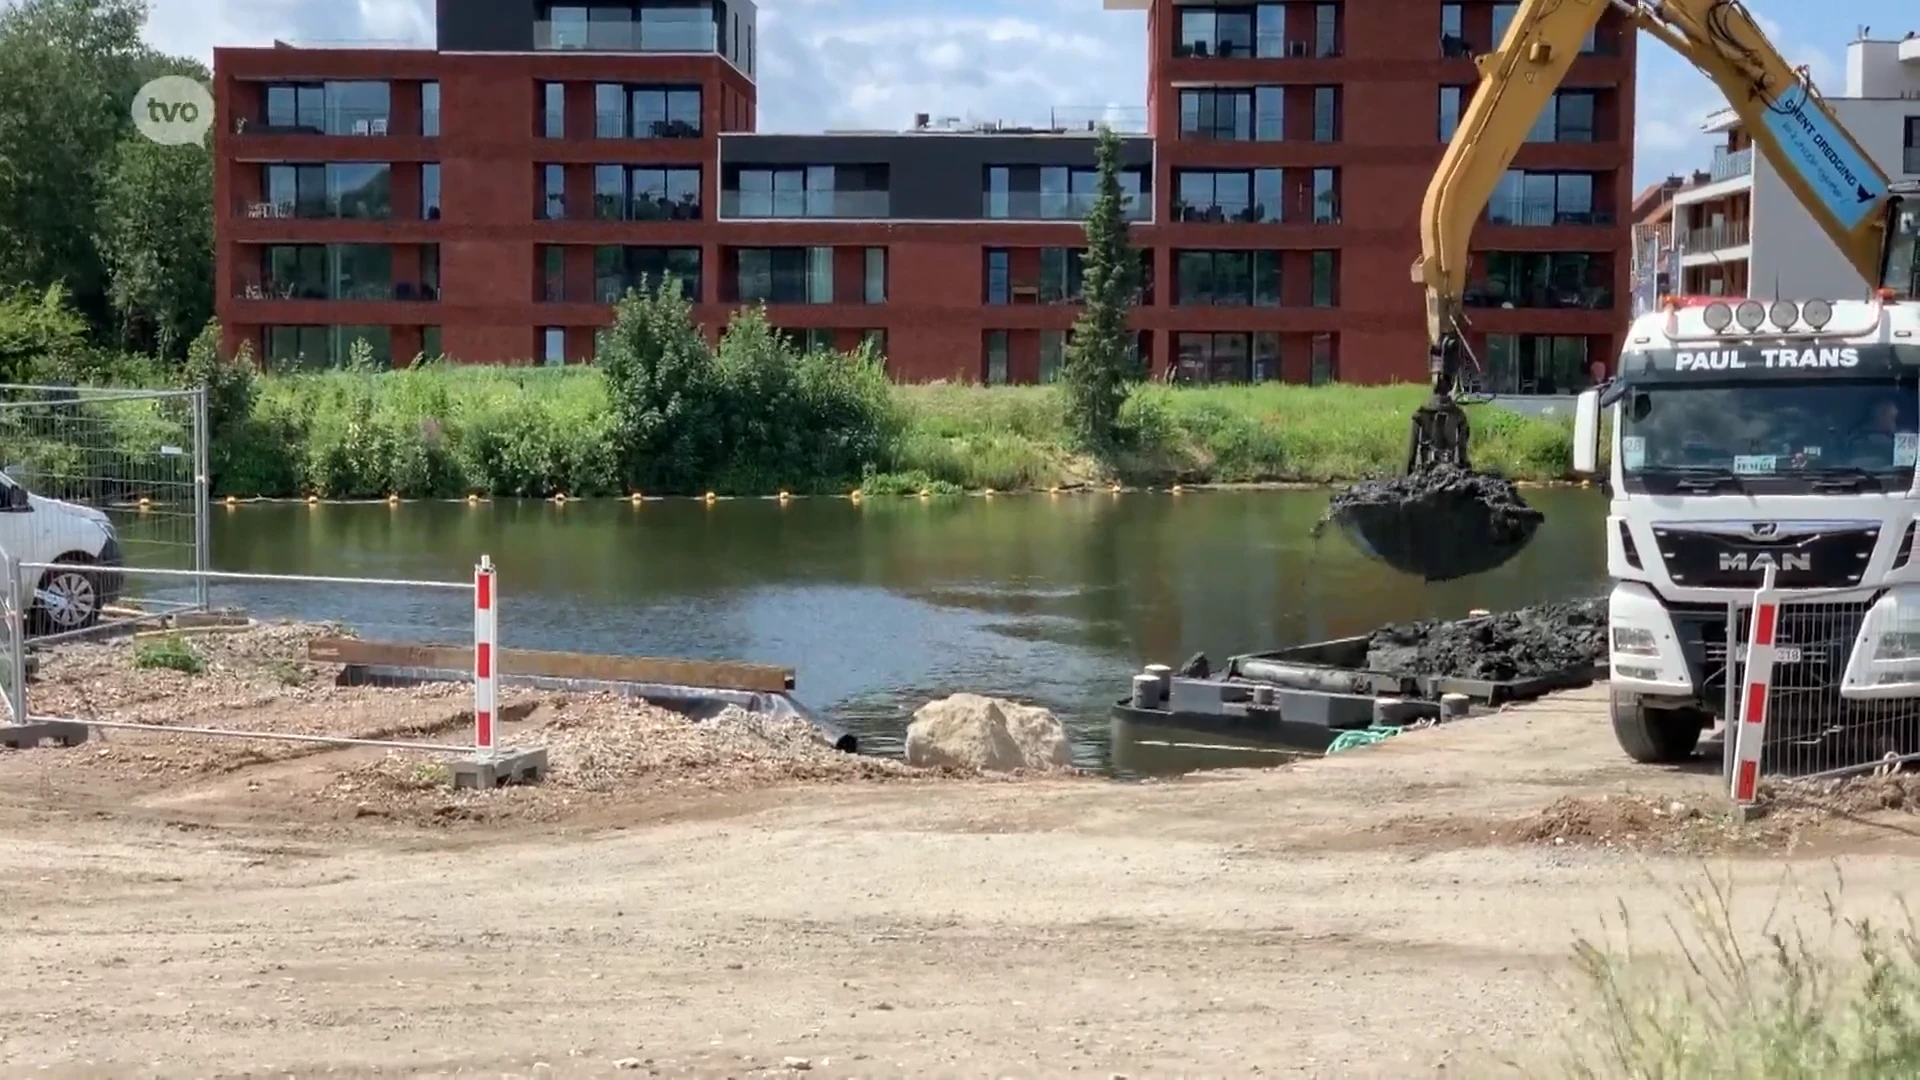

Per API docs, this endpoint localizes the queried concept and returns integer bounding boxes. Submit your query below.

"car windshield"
[1619,375,1920,489]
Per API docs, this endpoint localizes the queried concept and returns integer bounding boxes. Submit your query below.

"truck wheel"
[1610,689,1705,764]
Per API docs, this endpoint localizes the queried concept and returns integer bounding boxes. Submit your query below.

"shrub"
[133,633,204,674]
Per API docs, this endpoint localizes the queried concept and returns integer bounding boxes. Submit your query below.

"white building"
[1668,32,1920,300]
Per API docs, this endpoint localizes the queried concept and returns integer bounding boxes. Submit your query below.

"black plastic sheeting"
[1318,466,1545,582]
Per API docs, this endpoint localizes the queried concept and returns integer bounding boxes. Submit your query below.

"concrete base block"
[450,746,548,790]
[0,720,89,750]
[1441,693,1472,718]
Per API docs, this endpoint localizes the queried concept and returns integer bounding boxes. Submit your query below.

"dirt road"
[1,682,1917,1078]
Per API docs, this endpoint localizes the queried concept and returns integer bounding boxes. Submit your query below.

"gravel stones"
[1320,466,1545,582]
[1364,598,1607,682]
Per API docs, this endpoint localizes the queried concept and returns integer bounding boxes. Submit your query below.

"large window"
[1528,91,1597,142]
[536,2,720,52]
[1175,250,1280,306]
[1173,168,1282,224]
[1179,87,1283,141]
[733,247,832,304]
[983,330,1009,385]
[1311,250,1338,307]
[1439,86,1465,141]
[541,82,564,138]
[593,165,701,220]
[259,163,392,219]
[1465,252,1612,309]
[542,327,565,366]
[595,246,701,303]
[984,249,1010,304]
[263,326,392,370]
[984,165,1148,221]
[864,247,887,304]
[421,163,440,219]
[726,165,889,218]
[1904,116,1919,175]
[1441,3,1467,56]
[541,164,565,219]
[421,82,439,136]
[1040,330,1068,384]
[1482,333,1595,395]
[1312,86,1339,142]
[595,84,702,138]
[257,244,396,301]
[1488,170,1603,225]
[1174,331,1282,384]
[261,81,391,135]
[1312,168,1339,223]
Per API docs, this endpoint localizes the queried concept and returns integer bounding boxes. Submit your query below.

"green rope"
[1326,724,1407,754]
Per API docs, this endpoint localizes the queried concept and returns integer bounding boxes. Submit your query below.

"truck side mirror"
[1572,387,1601,475]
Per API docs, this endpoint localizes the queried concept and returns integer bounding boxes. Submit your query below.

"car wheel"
[33,555,101,635]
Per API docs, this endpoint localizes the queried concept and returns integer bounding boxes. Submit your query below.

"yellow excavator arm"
[1405,0,1918,474]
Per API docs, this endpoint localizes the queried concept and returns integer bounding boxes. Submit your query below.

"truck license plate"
[1735,645,1803,663]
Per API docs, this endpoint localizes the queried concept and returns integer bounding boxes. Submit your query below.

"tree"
[0,0,153,327]
[1059,125,1140,456]
[95,134,213,358]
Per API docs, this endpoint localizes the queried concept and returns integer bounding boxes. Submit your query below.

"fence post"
[473,555,496,757]
[3,549,19,725]
[192,385,211,612]
[1730,564,1780,806]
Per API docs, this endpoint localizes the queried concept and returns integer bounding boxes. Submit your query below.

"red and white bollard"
[473,555,498,756]
[1729,564,1780,806]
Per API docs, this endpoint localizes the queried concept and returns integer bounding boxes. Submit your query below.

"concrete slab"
[0,720,89,750]
[450,746,548,790]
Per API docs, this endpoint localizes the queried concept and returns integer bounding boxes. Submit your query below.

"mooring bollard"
[1131,674,1159,709]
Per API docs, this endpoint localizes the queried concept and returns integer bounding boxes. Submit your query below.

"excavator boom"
[1408,0,1916,470]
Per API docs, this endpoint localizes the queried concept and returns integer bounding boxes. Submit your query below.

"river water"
[201,489,1611,769]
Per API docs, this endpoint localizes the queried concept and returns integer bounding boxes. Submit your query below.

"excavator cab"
[1884,188,1917,299]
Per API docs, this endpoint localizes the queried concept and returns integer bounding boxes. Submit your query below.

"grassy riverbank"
[193,369,1578,499]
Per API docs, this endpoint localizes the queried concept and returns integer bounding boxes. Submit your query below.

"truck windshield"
[1619,375,1920,493]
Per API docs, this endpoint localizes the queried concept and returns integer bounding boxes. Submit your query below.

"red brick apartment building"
[211,0,1635,389]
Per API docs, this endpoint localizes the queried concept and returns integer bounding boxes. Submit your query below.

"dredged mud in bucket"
[1317,465,1544,582]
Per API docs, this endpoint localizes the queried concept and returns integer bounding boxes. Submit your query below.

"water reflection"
[203,489,1611,767]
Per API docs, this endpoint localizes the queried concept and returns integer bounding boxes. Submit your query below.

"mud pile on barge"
[1364,598,1607,682]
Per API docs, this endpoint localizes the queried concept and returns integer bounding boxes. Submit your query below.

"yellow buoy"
[1048,486,1060,496]
[224,495,237,507]
[1171,484,1184,494]
[388,493,400,504]
[629,492,643,503]
[306,494,318,505]
[552,492,567,504]
[919,489,931,499]
[468,493,480,504]
[778,490,791,501]
[850,489,863,502]
[1110,483,1122,494]
[983,488,995,497]
[703,491,718,503]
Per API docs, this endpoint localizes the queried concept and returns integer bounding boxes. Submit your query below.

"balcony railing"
[594,116,702,139]
[235,280,439,302]
[1461,285,1615,309]
[1486,198,1615,227]
[233,198,394,221]
[1681,221,1750,252]
[719,191,891,219]
[591,196,703,222]
[247,107,393,136]
[983,192,1151,222]
[1174,33,1289,59]
[1710,147,1754,183]
[1169,196,1339,225]
[533,19,717,53]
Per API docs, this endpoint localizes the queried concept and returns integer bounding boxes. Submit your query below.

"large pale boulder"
[905,693,1073,772]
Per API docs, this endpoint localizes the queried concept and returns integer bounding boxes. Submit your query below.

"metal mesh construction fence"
[0,384,208,641]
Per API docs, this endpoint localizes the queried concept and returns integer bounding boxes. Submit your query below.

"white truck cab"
[0,471,124,634]
[1571,293,1920,763]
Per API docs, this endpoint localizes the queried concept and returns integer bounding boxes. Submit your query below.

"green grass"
[887,381,1577,491]
[62,365,1580,498]
[1560,871,1920,1078]
[132,633,205,675]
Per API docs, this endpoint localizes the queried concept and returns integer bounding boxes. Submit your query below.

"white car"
[0,473,125,634]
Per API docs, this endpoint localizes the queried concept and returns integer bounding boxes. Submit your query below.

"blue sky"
[115,0,1913,187]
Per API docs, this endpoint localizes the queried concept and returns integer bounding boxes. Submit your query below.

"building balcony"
[719,190,891,220]
[1461,285,1614,310]
[1680,221,1750,254]
[1485,198,1615,227]
[1710,147,1753,183]
[982,192,1152,223]
[234,280,440,303]
[533,19,718,54]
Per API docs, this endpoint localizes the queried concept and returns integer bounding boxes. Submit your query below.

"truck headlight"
[1878,632,1920,660]
[1612,627,1659,656]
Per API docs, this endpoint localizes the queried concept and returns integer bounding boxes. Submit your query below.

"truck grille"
[1657,526,1878,591]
